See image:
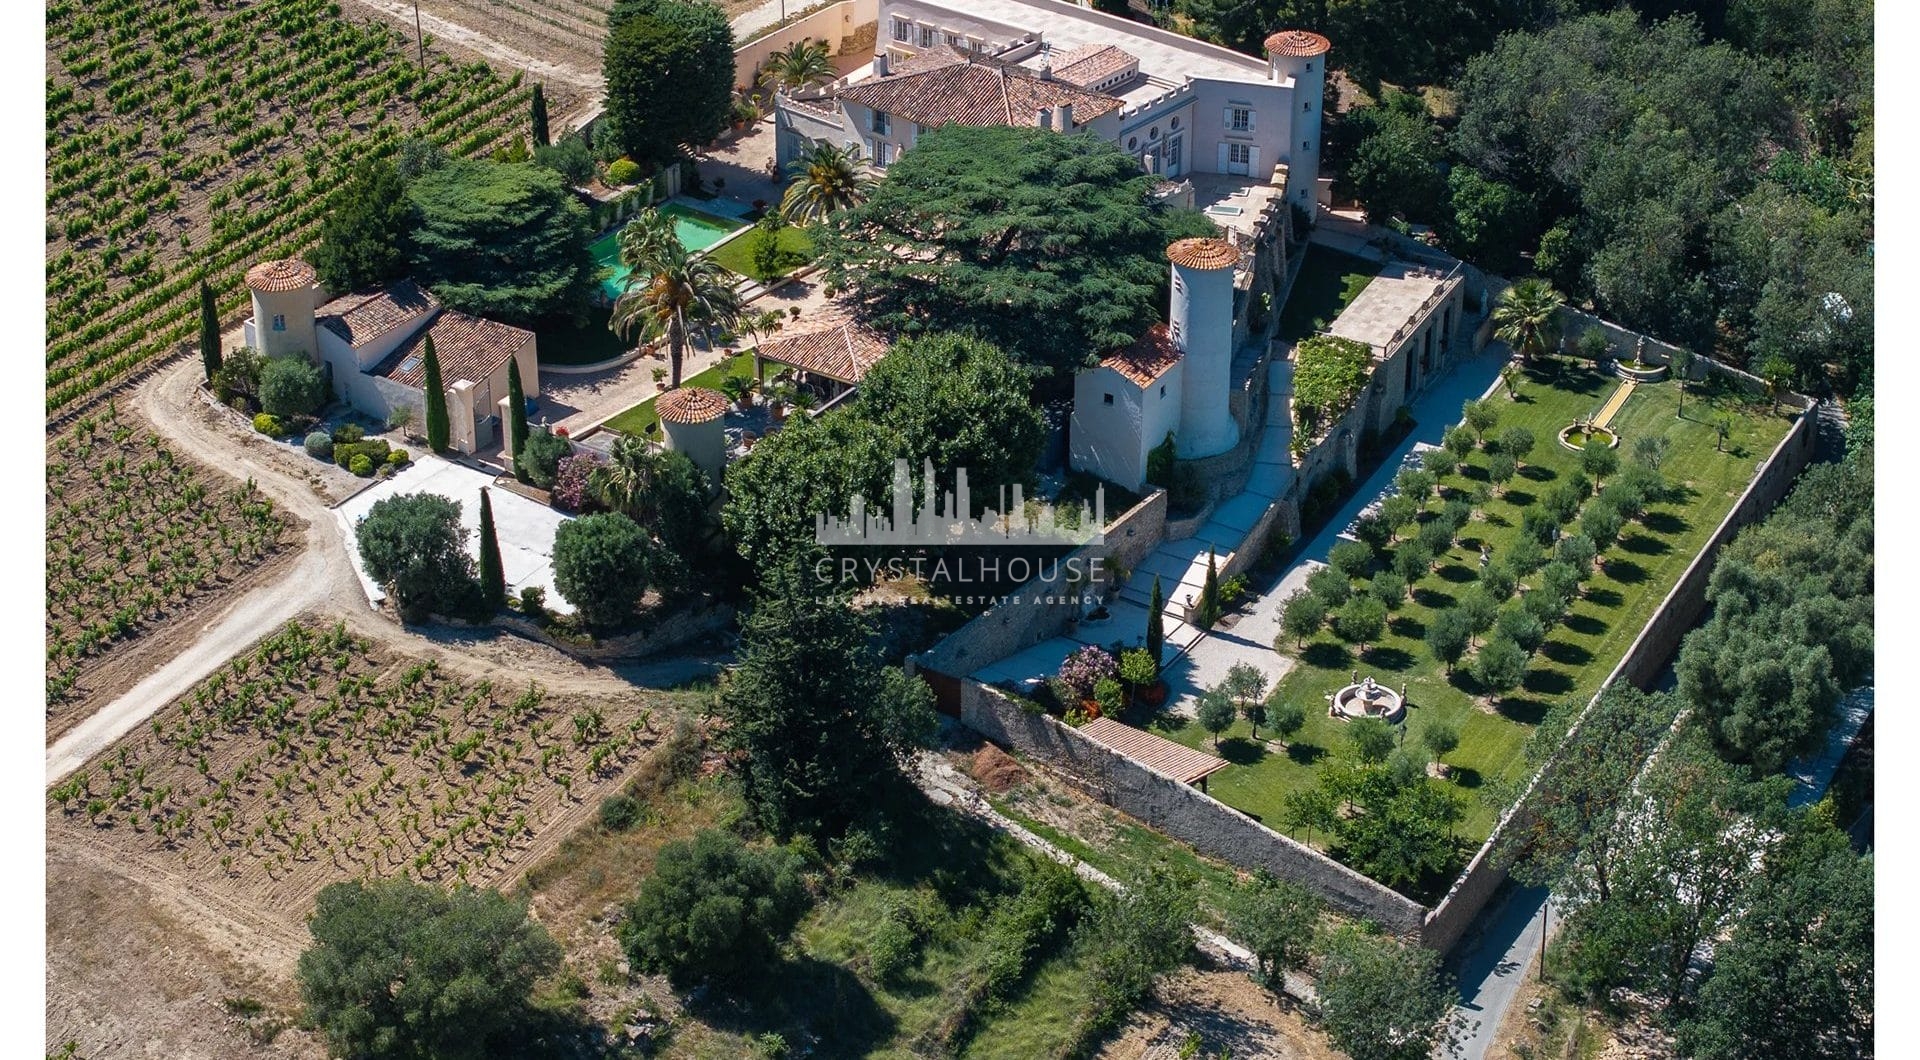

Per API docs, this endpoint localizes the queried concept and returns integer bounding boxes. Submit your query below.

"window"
[872,141,894,167]
[272,314,285,331]
[1103,393,1114,405]
[1227,106,1251,132]
[946,32,964,46]
[890,17,909,42]
[918,25,934,47]
[1149,125,1160,141]
[1127,136,1138,150]
[871,110,890,135]
[1229,143,1251,165]
[1166,135,1182,173]
[1305,61,1313,72]
[1302,140,1312,151]
[1159,384,1167,398]
[1303,100,1312,112]
[1170,115,1180,130]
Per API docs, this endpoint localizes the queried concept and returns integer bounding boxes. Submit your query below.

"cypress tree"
[478,487,507,611]
[1146,574,1165,676]
[507,358,530,478]
[530,83,550,147]
[1200,549,1222,627]
[198,281,223,383]
[422,333,450,452]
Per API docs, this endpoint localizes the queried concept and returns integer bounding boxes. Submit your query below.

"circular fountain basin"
[1559,424,1619,452]
[1331,681,1406,724]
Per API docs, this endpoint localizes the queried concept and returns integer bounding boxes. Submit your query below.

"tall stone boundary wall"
[960,679,1429,933]
[1420,401,1817,952]
[734,0,881,91]
[916,490,1169,679]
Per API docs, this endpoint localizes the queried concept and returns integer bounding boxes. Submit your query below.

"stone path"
[1591,379,1636,429]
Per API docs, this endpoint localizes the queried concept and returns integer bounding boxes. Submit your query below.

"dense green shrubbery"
[619,828,811,987]
[1292,335,1373,438]
[518,427,571,488]
[252,412,283,435]
[260,355,328,418]
[304,430,334,458]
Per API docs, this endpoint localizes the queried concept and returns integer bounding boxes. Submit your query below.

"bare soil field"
[1098,967,1342,1060]
[47,619,690,917]
[46,405,301,733]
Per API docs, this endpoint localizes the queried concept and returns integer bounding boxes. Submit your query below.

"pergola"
[754,322,890,399]
[1079,717,1229,790]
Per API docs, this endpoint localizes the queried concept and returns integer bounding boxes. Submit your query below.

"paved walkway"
[1591,379,1635,429]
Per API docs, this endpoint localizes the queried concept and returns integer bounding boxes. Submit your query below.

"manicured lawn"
[597,352,757,437]
[1145,361,1796,849]
[707,224,818,282]
[536,306,642,367]
[1278,245,1382,343]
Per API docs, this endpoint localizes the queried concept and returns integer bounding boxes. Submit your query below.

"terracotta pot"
[1081,697,1102,720]
[1141,682,1168,708]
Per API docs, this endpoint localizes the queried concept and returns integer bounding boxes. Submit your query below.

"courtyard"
[334,454,575,615]
[1138,358,1797,851]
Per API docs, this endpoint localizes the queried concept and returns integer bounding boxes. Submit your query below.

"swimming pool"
[592,203,746,300]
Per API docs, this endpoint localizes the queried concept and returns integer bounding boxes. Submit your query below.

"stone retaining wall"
[960,679,1428,933]
[915,490,1169,679]
[483,602,736,663]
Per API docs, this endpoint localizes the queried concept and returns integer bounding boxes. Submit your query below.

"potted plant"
[652,366,668,391]
[720,374,755,411]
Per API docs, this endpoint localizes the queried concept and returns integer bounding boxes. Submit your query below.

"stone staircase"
[1113,356,1298,670]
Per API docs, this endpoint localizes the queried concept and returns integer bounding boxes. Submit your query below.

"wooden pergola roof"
[756,323,890,386]
[1079,717,1228,785]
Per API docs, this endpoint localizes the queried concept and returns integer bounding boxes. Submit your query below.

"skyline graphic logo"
[815,459,1106,548]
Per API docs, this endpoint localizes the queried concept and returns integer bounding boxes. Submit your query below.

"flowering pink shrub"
[1057,645,1118,700]
[551,453,603,512]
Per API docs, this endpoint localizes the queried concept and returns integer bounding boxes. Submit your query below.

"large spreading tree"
[715,568,939,839]
[602,0,734,168]
[354,493,474,622]
[817,125,1216,378]
[297,879,560,1060]
[406,159,598,325]
[309,158,412,294]
[852,332,1046,499]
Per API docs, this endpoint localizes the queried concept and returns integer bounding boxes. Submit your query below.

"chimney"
[1038,61,1053,81]
[1058,102,1073,129]
[874,51,890,76]
[1037,107,1053,130]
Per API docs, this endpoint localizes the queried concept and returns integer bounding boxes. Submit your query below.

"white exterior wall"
[1114,98,1198,177]
[1069,361,1182,492]
[1266,52,1326,207]
[1187,78,1290,179]
[1171,261,1237,458]
[250,286,317,360]
[662,417,727,488]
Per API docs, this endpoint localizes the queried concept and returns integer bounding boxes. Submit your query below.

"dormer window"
[890,17,909,42]
[918,25,934,47]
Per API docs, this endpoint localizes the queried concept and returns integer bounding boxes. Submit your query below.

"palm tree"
[761,40,834,92]
[616,207,678,275]
[1492,278,1565,362]
[589,434,689,519]
[609,240,742,388]
[779,141,875,226]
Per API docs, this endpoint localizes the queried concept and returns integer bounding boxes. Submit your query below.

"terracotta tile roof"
[1079,717,1227,785]
[1265,29,1331,58]
[1100,324,1183,388]
[373,308,533,389]
[839,45,1123,129]
[317,280,440,349]
[246,258,316,293]
[757,322,891,385]
[1167,237,1240,270]
[655,386,729,424]
[1049,44,1138,90]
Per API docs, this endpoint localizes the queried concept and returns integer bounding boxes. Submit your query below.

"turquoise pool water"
[592,203,746,300]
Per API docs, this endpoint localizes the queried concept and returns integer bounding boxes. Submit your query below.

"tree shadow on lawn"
[1603,558,1649,585]
[1502,489,1536,508]
[1496,695,1551,726]
[1414,587,1456,610]
[694,955,896,1056]
[1388,615,1426,640]
[1446,766,1483,790]
[1582,587,1623,609]
[1364,646,1416,672]
[1303,642,1353,669]
[1436,563,1478,585]
[1522,666,1575,697]
[1517,464,1557,483]
[1217,736,1269,766]
[1618,531,1670,557]
[1537,638,1593,667]
[1641,510,1690,536]
[1286,742,1326,766]
[1564,612,1609,637]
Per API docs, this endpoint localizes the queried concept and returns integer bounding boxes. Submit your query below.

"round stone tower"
[1167,237,1241,459]
[245,258,318,360]
[1265,29,1331,212]
[655,386,729,489]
